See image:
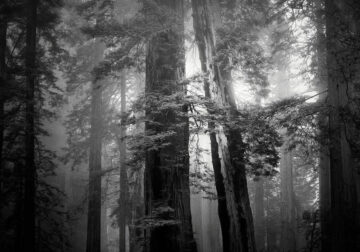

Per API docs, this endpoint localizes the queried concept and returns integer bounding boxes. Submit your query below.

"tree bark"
[101,197,108,252]
[325,0,360,251]
[23,0,38,251]
[118,72,127,252]
[0,5,7,208]
[86,40,104,252]
[191,2,231,251]
[144,1,197,252]
[314,1,331,251]
[279,144,296,252]
[264,180,278,252]
[130,107,144,252]
[254,178,265,252]
[210,131,231,252]
[319,144,330,252]
[191,1,256,251]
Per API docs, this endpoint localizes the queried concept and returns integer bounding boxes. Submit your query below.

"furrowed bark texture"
[325,0,360,251]
[86,40,104,252]
[144,1,197,252]
[191,0,256,251]
[23,0,38,251]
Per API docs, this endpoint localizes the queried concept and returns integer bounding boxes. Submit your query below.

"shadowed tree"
[325,0,360,251]
[22,0,38,251]
[191,1,231,251]
[191,0,257,251]
[118,71,127,252]
[144,1,197,252]
[0,1,8,209]
[254,177,265,252]
[86,39,105,252]
[279,142,296,252]
[312,0,331,251]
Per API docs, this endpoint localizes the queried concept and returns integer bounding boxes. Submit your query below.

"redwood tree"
[254,177,265,252]
[191,0,256,251]
[0,1,7,206]
[86,39,105,252]
[23,0,38,251]
[325,0,360,251]
[144,1,197,252]
[314,0,331,250]
[118,72,127,252]
[279,144,296,252]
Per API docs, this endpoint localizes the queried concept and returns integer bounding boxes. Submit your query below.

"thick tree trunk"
[23,0,38,251]
[222,128,256,252]
[191,1,256,251]
[210,130,231,252]
[144,1,197,252]
[314,1,331,250]
[279,145,296,252]
[264,180,278,252]
[118,72,127,252]
[101,198,108,252]
[130,111,144,252]
[254,178,265,252]
[86,40,104,252]
[0,8,7,206]
[319,146,330,252]
[129,166,144,252]
[0,17,6,249]
[14,162,25,252]
[191,2,231,251]
[325,1,360,251]
[254,96,265,252]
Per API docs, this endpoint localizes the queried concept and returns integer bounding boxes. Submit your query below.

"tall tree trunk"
[210,131,231,252]
[0,6,7,209]
[14,162,25,252]
[86,40,104,252]
[118,72,127,252]
[253,96,265,252]
[191,0,256,251]
[254,178,265,252]
[318,145,330,252]
[130,109,144,252]
[144,1,197,252]
[279,144,296,252]
[191,2,231,251]
[264,179,278,252]
[314,1,331,251]
[325,0,360,251]
[23,0,38,251]
[101,197,108,252]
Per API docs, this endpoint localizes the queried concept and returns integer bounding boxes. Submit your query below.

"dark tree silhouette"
[325,0,360,251]
[144,1,197,252]
[23,0,38,251]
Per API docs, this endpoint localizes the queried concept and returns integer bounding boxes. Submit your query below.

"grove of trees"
[0,0,360,252]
